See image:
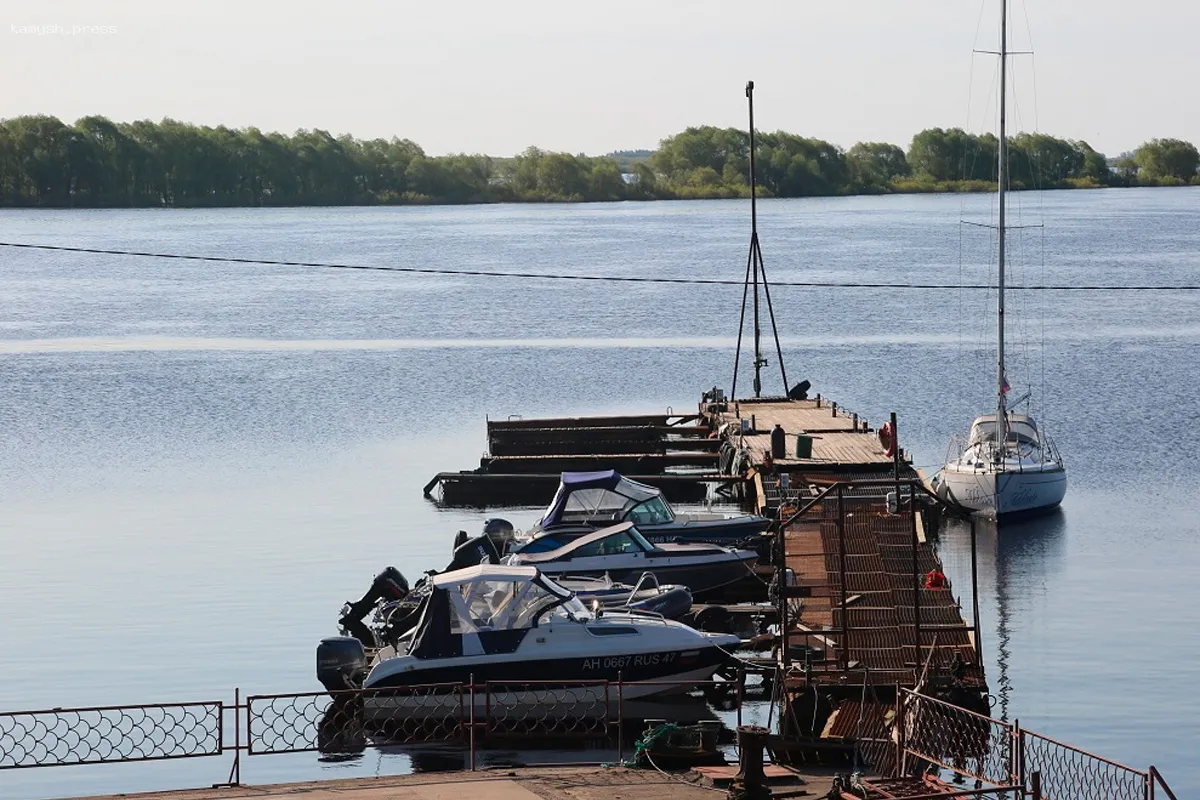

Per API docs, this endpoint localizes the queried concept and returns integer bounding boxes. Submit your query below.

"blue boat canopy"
[538,471,670,528]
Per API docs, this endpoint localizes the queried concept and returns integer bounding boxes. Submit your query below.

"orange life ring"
[878,422,896,457]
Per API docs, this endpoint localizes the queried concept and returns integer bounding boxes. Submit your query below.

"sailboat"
[935,0,1066,519]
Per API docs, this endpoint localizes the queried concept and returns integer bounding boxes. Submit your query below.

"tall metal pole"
[996,0,1009,440]
[747,81,765,398]
[731,80,790,401]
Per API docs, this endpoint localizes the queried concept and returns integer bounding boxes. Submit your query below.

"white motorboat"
[316,564,740,719]
[936,0,1066,520]
[503,522,759,597]
[503,470,770,547]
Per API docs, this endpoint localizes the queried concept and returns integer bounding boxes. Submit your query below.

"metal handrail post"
[837,484,849,670]
[737,667,744,728]
[1013,718,1024,787]
[911,490,922,666]
[468,676,476,771]
[893,689,903,776]
[617,672,624,763]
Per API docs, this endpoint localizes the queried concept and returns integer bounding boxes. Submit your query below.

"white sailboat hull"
[938,464,1066,518]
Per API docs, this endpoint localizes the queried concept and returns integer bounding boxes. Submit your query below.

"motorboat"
[316,564,741,719]
[502,470,770,548]
[336,534,693,648]
[503,522,759,598]
[934,0,1066,520]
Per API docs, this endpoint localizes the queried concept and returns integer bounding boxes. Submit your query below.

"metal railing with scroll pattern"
[1020,729,1149,800]
[899,688,1015,786]
[246,683,468,755]
[898,690,1183,800]
[0,700,222,770]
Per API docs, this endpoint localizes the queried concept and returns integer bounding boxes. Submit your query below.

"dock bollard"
[728,725,771,800]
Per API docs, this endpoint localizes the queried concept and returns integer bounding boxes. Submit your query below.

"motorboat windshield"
[538,471,672,527]
[510,522,658,564]
[408,565,586,659]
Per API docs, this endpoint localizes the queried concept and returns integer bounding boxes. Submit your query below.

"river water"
[1,189,1197,797]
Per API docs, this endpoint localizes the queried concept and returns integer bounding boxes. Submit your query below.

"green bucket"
[795,434,813,459]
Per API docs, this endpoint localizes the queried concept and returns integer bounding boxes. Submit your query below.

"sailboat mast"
[996,0,1009,432]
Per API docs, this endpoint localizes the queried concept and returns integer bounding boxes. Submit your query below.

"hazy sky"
[4,0,1197,157]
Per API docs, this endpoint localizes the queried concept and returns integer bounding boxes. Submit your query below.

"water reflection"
[314,690,733,772]
[937,511,1067,722]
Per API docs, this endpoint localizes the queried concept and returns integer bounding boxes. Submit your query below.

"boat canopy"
[511,522,657,564]
[409,565,584,659]
[968,413,1041,446]
[539,470,675,528]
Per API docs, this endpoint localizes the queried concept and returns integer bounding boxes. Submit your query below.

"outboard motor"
[338,566,410,646]
[317,636,368,692]
[482,517,514,539]
[446,533,502,572]
[788,380,811,401]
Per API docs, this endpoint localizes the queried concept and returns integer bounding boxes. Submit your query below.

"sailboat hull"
[937,465,1066,519]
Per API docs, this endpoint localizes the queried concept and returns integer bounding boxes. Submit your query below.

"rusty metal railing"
[1020,729,1149,800]
[897,689,1180,800]
[899,688,1015,786]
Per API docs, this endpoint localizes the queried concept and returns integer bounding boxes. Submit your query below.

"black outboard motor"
[482,518,514,537]
[788,380,811,401]
[446,533,501,572]
[338,566,410,646]
[317,636,368,692]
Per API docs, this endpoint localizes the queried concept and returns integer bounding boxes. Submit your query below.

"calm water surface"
[1,189,1198,797]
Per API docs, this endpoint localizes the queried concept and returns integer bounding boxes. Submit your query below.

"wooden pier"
[704,395,988,769]
[424,411,738,506]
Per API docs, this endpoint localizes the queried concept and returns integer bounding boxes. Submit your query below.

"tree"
[588,158,626,201]
[536,152,588,199]
[846,142,910,191]
[1008,133,1084,185]
[628,162,658,198]
[1134,139,1199,182]
[1078,143,1109,183]
[908,128,996,182]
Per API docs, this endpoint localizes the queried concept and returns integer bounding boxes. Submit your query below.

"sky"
[3,0,1198,158]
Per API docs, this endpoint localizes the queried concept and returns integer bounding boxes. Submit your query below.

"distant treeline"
[0,115,1197,208]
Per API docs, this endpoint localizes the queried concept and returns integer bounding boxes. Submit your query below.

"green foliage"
[0,114,1193,208]
[1134,139,1200,181]
[908,128,997,182]
[846,142,910,192]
